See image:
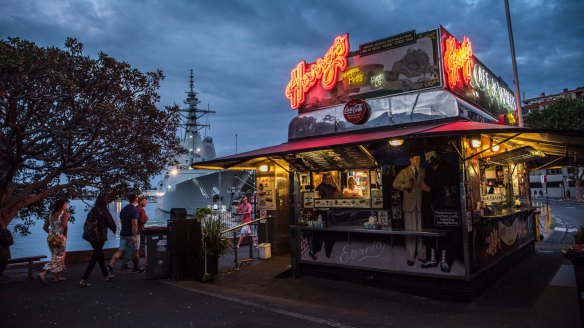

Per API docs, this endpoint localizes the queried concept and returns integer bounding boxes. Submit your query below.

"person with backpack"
[79,195,117,287]
[108,194,144,275]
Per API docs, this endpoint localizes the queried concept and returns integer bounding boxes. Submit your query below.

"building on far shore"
[523,86,584,199]
[522,86,584,116]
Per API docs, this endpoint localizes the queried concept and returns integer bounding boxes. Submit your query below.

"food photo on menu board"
[257,177,276,210]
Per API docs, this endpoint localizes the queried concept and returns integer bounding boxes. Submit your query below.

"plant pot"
[206,254,219,274]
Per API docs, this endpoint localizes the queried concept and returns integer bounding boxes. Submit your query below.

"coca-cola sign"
[343,99,370,125]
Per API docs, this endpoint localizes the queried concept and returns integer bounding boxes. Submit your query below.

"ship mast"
[183,69,215,164]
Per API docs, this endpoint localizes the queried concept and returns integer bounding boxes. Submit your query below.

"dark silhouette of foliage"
[0,37,185,234]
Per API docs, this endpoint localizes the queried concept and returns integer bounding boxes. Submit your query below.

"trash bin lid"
[141,226,169,235]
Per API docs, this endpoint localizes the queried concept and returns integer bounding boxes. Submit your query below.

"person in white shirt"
[342,177,363,198]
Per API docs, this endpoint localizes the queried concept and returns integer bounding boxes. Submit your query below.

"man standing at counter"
[393,152,425,266]
[316,173,341,198]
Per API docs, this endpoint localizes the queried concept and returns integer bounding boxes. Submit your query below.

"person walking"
[120,195,149,270]
[38,199,69,285]
[108,194,144,275]
[236,196,254,249]
[392,152,425,267]
[79,195,117,287]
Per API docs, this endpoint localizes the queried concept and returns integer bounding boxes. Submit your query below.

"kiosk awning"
[192,121,449,170]
[193,119,584,170]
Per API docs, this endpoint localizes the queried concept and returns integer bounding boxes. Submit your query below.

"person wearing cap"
[392,151,425,267]
[419,149,459,273]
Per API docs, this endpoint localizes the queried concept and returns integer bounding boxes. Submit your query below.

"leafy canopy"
[0,37,185,234]
[524,98,584,129]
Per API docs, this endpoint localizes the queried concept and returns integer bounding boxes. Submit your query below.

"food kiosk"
[193,26,584,300]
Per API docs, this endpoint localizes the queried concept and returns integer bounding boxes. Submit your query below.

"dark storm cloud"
[1,0,582,155]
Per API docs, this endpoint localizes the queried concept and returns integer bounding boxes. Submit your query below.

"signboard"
[285,29,442,112]
[343,99,370,124]
[257,176,276,210]
[285,34,350,109]
[540,174,547,184]
[440,26,517,121]
[359,30,416,56]
[434,210,461,226]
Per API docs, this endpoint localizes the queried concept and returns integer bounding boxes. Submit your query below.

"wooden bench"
[7,255,47,279]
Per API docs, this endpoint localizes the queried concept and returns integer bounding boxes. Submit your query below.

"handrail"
[221,216,271,234]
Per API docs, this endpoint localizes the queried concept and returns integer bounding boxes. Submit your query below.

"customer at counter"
[342,177,363,198]
[316,173,340,198]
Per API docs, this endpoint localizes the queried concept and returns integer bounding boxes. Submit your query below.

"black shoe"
[132,267,145,273]
[407,260,415,266]
[107,265,115,278]
[121,264,131,270]
[421,259,438,269]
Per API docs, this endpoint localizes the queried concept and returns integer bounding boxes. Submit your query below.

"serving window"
[303,169,381,208]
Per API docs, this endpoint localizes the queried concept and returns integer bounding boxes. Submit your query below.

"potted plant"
[196,208,230,276]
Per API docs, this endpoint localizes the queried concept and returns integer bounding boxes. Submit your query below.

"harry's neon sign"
[285,34,350,109]
[443,35,473,89]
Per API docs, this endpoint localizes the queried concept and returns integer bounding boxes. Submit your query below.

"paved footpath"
[1,243,580,328]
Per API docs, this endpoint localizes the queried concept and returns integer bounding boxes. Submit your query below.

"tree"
[524,98,584,129]
[524,98,584,200]
[0,37,185,234]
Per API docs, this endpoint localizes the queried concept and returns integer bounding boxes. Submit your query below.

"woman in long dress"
[38,199,69,285]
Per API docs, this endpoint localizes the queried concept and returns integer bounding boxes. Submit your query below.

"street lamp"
[504,0,524,127]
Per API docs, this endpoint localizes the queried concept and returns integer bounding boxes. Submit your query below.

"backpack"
[83,209,100,242]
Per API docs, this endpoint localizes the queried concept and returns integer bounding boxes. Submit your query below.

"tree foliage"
[524,98,584,129]
[0,37,184,234]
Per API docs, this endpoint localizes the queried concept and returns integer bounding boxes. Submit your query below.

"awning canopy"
[193,119,584,170]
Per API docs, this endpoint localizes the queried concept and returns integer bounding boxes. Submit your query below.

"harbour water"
[8,199,170,259]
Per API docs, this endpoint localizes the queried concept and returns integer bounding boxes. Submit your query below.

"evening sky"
[1,0,583,156]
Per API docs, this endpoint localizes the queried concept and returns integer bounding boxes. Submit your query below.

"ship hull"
[157,170,251,214]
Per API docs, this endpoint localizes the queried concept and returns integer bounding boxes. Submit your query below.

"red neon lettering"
[285,34,350,109]
[443,36,473,89]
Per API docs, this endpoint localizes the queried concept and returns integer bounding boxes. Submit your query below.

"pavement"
[1,240,581,328]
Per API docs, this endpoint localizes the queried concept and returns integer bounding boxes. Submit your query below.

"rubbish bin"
[167,219,202,280]
[170,208,187,220]
[562,244,584,325]
[142,226,170,280]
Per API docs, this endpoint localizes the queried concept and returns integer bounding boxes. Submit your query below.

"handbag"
[47,233,63,248]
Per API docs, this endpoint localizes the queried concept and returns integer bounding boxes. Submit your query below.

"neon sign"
[471,64,516,113]
[443,35,473,89]
[285,34,350,109]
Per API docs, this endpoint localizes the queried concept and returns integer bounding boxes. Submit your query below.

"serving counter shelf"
[290,225,447,249]
[476,207,533,220]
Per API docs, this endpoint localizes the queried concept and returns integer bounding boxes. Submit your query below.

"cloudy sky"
[1,0,583,156]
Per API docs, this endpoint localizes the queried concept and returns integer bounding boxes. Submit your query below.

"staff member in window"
[316,173,340,198]
[342,177,363,198]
